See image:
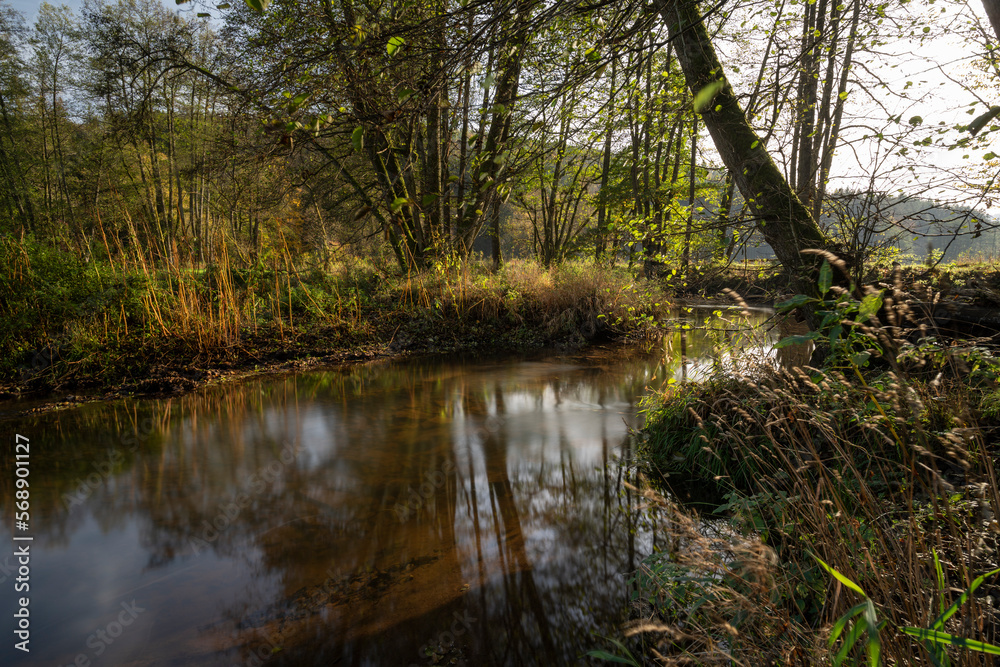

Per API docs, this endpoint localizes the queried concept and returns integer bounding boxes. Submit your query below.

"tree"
[655,0,840,296]
[0,1,35,234]
[31,3,83,248]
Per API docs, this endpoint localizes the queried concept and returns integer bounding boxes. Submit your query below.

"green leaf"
[751,140,759,149]
[776,294,816,309]
[864,599,881,667]
[244,0,268,12]
[839,91,849,100]
[829,602,870,648]
[850,352,871,366]
[933,551,946,619]
[390,197,410,213]
[585,650,638,665]
[421,193,439,207]
[693,79,725,113]
[396,87,415,102]
[775,333,819,348]
[351,127,364,152]
[216,3,231,8]
[813,555,867,597]
[387,36,404,57]
[818,259,832,296]
[902,628,1000,655]
[482,73,495,89]
[586,637,640,665]
[857,292,883,322]
[931,567,1000,630]
[834,616,868,666]
[197,11,210,16]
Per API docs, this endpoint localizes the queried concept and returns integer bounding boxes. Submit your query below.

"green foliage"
[0,236,142,365]
[692,78,725,113]
[820,555,1000,666]
[243,0,269,13]
[637,269,1000,664]
[774,260,883,370]
[586,637,641,666]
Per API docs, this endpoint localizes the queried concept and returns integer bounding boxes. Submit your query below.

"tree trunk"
[682,114,696,274]
[982,0,1000,43]
[816,0,861,220]
[595,58,617,262]
[655,0,839,294]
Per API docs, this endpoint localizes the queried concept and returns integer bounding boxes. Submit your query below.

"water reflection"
[0,309,778,666]
[663,304,804,381]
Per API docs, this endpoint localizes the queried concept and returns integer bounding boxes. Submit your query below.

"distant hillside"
[728,190,998,264]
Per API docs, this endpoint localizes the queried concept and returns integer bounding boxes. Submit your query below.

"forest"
[2,0,998,385]
[5,0,1000,664]
[0,0,997,271]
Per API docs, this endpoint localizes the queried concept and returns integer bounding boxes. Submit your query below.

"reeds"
[1,233,671,389]
[634,281,1000,665]
[401,258,670,340]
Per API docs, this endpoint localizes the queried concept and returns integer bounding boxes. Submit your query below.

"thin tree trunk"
[423,82,442,248]
[0,93,33,231]
[456,41,472,240]
[595,58,617,262]
[816,0,861,220]
[794,0,824,208]
[50,59,78,249]
[682,114,697,273]
[981,0,1000,43]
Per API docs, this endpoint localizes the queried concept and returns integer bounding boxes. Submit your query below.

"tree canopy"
[0,0,996,282]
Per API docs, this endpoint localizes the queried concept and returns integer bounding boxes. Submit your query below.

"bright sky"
[710,0,1000,221]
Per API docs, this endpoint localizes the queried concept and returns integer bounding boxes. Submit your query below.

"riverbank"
[0,238,672,408]
[628,275,1000,664]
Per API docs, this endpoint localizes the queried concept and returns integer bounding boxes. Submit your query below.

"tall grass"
[403,258,668,340]
[630,276,1000,664]
[0,231,388,387]
[0,236,670,390]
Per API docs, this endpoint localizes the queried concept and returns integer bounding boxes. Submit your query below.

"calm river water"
[0,308,781,666]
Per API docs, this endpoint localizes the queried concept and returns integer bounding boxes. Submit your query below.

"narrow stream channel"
[0,308,781,666]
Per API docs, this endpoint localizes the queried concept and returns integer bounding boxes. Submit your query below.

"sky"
[9,0,183,23]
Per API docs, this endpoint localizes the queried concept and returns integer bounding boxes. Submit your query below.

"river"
[0,307,780,666]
